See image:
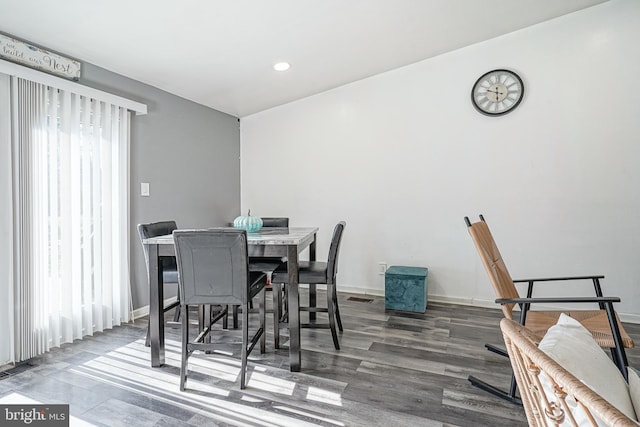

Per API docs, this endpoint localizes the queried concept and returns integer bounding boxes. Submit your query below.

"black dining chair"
[271,221,346,350]
[173,228,267,390]
[137,221,182,346]
[239,217,289,347]
[247,217,289,275]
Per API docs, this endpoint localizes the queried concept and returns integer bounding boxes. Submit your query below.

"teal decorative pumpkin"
[233,210,263,233]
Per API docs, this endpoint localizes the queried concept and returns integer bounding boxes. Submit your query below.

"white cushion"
[537,314,636,425]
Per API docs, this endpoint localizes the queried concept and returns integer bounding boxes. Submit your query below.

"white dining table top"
[143,226,318,246]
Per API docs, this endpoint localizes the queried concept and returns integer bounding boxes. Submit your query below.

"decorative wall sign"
[0,33,81,81]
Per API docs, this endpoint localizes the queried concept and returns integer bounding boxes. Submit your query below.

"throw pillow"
[628,367,640,420]
[537,313,636,424]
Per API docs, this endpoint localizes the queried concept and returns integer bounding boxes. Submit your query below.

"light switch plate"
[140,182,150,197]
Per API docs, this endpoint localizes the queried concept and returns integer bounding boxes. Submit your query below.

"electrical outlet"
[378,262,387,275]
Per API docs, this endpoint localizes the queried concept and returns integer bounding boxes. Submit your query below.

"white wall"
[240,0,640,321]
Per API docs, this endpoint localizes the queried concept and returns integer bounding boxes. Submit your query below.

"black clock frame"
[471,69,524,116]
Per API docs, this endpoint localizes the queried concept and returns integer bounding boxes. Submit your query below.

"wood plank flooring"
[3,291,640,426]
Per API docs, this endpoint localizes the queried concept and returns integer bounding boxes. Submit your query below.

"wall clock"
[471,69,524,116]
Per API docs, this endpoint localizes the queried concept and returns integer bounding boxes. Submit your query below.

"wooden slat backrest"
[467,219,520,319]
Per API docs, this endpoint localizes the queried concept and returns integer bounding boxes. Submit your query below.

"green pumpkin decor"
[233,210,263,233]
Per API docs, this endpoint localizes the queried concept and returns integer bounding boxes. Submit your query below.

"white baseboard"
[132,296,178,320]
[339,285,385,297]
[335,285,640,324]
[131,288,640,325]
[428,295,497,309]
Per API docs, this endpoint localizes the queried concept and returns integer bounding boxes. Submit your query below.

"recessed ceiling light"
[273,62,290,71]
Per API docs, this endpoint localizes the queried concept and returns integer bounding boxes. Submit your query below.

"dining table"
[142,226,318,372]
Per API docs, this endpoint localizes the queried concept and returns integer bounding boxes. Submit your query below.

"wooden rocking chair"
[465,215,633,404]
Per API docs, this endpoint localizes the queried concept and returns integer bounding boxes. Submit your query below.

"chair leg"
[283,284,289,322]
[273,283,282,349]
[233,305,239,329]
[240,301,249,389]
[467,343,522,405]
[332,285,343,332]
[145,303,181,347]
[326,284,340,350]
[260,288,266,354]
[309,283,317,322]
[468,374,521,405]
[603,302,629,380]
[180,305,189,391]
[145,324,151,347]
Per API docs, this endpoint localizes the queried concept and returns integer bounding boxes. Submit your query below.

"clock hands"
[486,88,504,96]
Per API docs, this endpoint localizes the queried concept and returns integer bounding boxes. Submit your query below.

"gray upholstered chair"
[271,221,346,350]
[137,221,181,346]
[173,228,267,390]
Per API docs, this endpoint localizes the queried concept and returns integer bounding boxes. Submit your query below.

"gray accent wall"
[80,64,240,309]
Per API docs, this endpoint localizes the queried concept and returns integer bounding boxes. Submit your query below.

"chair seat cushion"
[248,257,285,273]
[248,271,268,299]
[160,256,179,283]
[524,309,634,349]
[271,261,328,284]
[162,268,179,284]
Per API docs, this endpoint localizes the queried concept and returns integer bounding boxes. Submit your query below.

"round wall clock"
[471,69,524,116]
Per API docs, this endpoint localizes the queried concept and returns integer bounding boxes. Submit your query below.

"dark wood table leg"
[287,245,301,372]
[148,243,165,367]
[309,233,317,321]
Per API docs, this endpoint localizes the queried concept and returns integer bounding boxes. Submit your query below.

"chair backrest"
[465,216,519,319]
[137,221,178,273]
[327,221,346,283]
[500,318,636,427]
[261,217,289,228]
[173,228,249,306]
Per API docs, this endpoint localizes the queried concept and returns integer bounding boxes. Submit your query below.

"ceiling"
[0,0,607,118]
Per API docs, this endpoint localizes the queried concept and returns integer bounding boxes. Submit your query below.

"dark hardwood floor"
[3,291,640,426]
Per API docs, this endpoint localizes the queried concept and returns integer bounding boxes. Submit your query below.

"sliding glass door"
[1,75,132,364]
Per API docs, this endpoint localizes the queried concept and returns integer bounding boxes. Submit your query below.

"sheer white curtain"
[7,75,132,362]
[0,74,13,365]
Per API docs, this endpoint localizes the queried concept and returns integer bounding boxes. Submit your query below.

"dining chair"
[247,217,289,278]
[465,214,633,404]
[137,221,182,346]
[242,217,289,347]
[173,228,267,390]
[271,221,346,350]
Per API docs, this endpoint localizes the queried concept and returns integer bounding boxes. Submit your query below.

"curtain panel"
[4,75,133,363]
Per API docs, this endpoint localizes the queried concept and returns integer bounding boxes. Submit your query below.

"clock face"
[471,69,524,116]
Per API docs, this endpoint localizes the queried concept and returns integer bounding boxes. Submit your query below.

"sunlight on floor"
[273,405,346,426]
[61,337,348,426]
[306,386,343,406]
[248,372,296,395]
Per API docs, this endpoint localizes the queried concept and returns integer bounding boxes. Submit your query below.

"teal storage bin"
[385,266,428,312]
